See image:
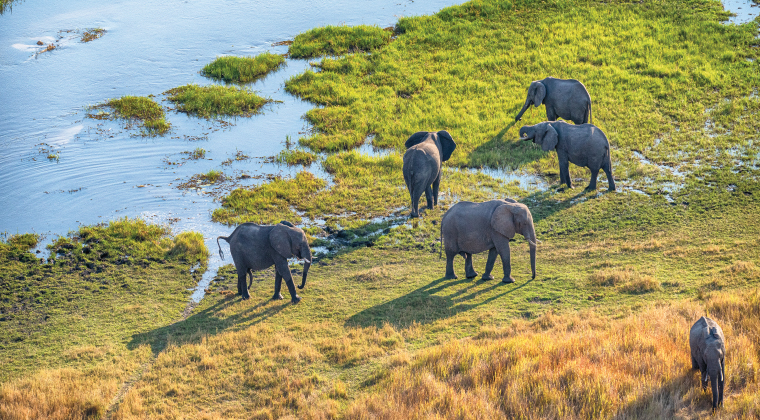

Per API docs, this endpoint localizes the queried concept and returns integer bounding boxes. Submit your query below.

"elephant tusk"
[303,258,311,264]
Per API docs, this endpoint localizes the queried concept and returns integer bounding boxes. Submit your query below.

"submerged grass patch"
[165,84,273,117]
[289,24,393,58]
[201,53,285,83]
[80,28,105,43]
[95,95,171,136]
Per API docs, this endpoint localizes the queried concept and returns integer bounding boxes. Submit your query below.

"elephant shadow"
[614,370,715,417]
[518,186,610,227]
[345,275,535,329]
[469,122,548,170]
[127,296,288,356]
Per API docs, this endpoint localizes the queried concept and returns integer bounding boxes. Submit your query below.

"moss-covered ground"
[3,0,760,418]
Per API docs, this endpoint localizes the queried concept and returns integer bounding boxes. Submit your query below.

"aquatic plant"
[81,28,106,43]
[165,84,272,117]
[275,149,317,166]
[201,53,285,83]
[201,169,223,183]
[100,96,171,136]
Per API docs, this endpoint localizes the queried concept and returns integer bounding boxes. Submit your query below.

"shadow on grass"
[345,275,536,329]
[614,371,705,418]
[469,121,546,169]
[127,296,287,356]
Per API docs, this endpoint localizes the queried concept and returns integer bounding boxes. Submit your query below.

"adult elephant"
[441,199,536,283]
[515,77,592,125]
[519,121,615,192]
[402,130,456,217]
[690,316,726,413]
[217,221,311,303]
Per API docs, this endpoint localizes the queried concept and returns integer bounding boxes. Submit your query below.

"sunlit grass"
[201,169,224,183]
[165,84,272,117]
[289,24,393,58]
[100,95,171,136]
[201,53,285,83]
[275,148,318,166]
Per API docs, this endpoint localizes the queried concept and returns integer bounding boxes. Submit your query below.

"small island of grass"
[165,84,273,118]
[97,95,171,136]
[201,53,285,83]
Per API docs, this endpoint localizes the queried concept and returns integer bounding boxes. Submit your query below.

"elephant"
[217,221,311,303]
[689,316,726,413]
[519,121,615,192]
[515,77,593,125]
[440,199,536,283]
[402,130,456,217]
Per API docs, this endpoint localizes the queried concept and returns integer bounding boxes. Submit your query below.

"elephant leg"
[493,236,514,283]
[558,154,572,189]
[602,160,616,191]
[432,174,441,207]
[546,107,557,122]
[272,272,284,300]
[275,260,301,303]
[424,185,434,210]
[482,248,497,280]
[444,249,458,279]
[464,253,478,279]
[237,267,250,299]
[585,167,599,191]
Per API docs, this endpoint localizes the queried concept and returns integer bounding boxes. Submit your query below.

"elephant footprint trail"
[103,300,200,420]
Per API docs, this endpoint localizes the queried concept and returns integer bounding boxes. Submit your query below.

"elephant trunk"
[523,227,537,279]
[710,372,719,411]
[515,98,531,122]
[299,261,310,289]
[298,242,311,290]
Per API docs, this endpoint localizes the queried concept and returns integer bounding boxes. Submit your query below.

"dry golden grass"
[345,290,760,419]
[589,267,661,293]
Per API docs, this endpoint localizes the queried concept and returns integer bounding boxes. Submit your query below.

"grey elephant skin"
[217,221,311,303]
[520,121,615,192]
[402,130,456,217]
[515,77,592,125]
[689,316,726,412]
[441,199,536,283]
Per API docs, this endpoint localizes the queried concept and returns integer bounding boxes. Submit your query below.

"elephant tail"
[587,101,593,125]
[216,236,230,260]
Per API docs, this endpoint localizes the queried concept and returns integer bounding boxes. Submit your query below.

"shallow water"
[723,0,760,24]
[0,0,465,301]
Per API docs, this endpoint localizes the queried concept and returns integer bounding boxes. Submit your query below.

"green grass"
[275,148,318,166]
[289,24,394,58]
[201,53,285,83]
[99,96,171,136]
[201,169,224,183]
[187,147,206,160]
[165,84,273,117]
[0,218,208,385]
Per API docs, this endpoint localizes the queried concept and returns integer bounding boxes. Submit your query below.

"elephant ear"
[270,224,294,259]
[490,204,516,240]
[538,124,558,152]
[404,131,430,149]
[437,130,456,162]
[533,81,546,107]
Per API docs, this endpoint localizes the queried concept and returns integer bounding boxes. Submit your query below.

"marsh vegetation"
[165,84,274,117]
[201,53,285,83]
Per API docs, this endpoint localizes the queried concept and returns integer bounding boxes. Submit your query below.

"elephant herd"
[217,77,726,413]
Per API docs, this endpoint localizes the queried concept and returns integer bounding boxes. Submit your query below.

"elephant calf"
[217,221,311,304]
[689,316,726,413]
[520,121,615,192]
[402,130,456,217]
[515,77,593,125]
[441,199,536,283]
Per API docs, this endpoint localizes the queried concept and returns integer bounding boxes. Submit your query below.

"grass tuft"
[275,149,318,166]
[166,231,209,264]
[201,53,285,83]
[100,96,171,135]
[165,84,272,117]
[201,170,223,183]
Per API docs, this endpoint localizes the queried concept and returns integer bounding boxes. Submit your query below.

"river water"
[0,0,757,302]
